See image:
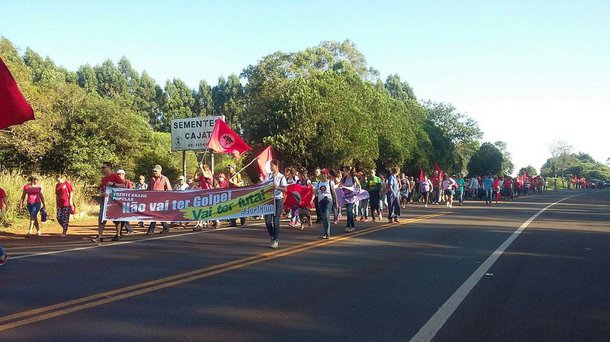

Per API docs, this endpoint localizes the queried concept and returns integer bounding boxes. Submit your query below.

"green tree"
[494,141,514,175]
[384,74,416,101]
[518,165,538,176]
[94,59,128,98]
[76,64,98,94]
[195,79,214,116]
[159,78,195,131]
[467,142,504,176]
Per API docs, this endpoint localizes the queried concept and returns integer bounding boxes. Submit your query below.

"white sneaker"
[270,240,279,249]
[350,227,356,232]
[425,204,428,208]
[449,204,453,208]
[345,227,351,233]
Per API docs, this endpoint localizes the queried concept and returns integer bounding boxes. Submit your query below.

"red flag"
[419,169,424,183]
[256,146,273,180]
[434,163,440,173]
[284,184,314,208]
[206,119,250,157]
[0,58,34,129]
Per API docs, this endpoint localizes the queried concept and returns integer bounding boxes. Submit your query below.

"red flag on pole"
[419,169,424,183]
[256,146,273,180]
[206,118,250,158]
[0,58,35,129]
[284,184,314,208]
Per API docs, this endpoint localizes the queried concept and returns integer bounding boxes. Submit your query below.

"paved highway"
[1,190,608,341]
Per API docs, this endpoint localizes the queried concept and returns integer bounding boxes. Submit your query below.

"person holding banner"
[147,165,172,235]
[265,160,287,249]
[315,169,337,239]
[92,162,123,243]
[227,165,246,227]
[113,169,134,239]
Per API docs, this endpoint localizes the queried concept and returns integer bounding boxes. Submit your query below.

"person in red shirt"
[196,163,214,190]
[112,169,134,240]
[147,164,172,235]
[92,162,124,243]
[55,174,74,237]
[20,175,46,237]
[0,186,8,214]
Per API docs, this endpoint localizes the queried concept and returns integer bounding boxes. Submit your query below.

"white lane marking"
[10,227,263,260]
[410,195,579,342]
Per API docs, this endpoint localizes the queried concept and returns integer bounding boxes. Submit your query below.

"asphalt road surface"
[1,190,608,341]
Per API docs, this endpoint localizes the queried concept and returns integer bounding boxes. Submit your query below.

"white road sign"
[170,115,224,151]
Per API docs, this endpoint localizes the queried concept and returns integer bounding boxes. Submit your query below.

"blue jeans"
[456,190,464,204]
[345,203,355,228]
[387,193,400,219]
[485,189,493,204]
[26,203,41,219]
[319,198,332,237]
[265,198,283,241]
[359,198,369,218]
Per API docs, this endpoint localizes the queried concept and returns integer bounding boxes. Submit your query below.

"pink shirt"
[24,184,42,204]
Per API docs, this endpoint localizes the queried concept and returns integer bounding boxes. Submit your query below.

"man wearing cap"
[174,175,189,191]
[147,165,172,234]
[227,165,245,227]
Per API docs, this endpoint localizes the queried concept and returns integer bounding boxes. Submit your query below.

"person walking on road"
[483,174,494,206]
[420,175,433,208]
[20,175,46,238]
[367,169,382,222]
[386,167,401,223]
[0,185,9,215]
[113,169,134,239]
[265,160,287,249]
[315,169,337,239]
[455,175,465,206]
[441,174,457,208]
[55,174,74,237]
[340,166,360,232]
[92,162,124,243]
[147,165,172,235]
[227,165,246,227]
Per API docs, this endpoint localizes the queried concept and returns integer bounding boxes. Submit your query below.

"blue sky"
[2,1,609,172]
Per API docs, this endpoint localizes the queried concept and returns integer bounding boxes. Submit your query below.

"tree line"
[1,37,515,185]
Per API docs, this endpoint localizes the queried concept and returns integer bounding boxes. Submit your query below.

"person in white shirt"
[468,176,480,199]
[315,169,338,239]
[265,160,287,249]
[441,174,458,208]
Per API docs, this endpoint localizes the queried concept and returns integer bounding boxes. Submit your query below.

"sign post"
[171,115,224,177]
